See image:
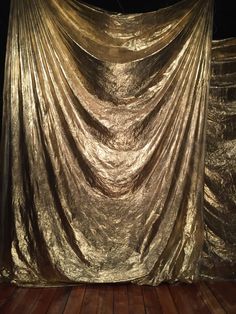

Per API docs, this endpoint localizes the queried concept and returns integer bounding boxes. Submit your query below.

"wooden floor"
[0,281,235,313]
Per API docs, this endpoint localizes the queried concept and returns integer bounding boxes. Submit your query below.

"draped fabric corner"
[1,0,228,287]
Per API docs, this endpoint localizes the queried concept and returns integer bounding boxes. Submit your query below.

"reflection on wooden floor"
[0,281,235,313]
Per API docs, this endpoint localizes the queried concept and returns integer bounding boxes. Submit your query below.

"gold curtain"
[0,0,217,286]
[201,38,236,280]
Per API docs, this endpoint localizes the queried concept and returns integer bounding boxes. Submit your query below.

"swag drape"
[1,0,233,287]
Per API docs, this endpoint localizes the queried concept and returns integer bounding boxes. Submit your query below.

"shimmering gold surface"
[201,38,236,280]
[0,0,214,286]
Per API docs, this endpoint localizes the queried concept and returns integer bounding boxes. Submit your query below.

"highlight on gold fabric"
[201,38,236,280]
[0,0,214,286]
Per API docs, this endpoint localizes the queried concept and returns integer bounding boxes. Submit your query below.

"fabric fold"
[0,0,215,286]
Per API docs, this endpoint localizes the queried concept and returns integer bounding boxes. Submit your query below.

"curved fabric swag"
[2,0,233,287]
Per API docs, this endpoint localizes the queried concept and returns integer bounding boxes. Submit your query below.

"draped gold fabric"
[0,0,217,286]
[201,38,236,280]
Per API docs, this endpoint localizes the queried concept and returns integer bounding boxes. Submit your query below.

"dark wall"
[0,1,11,130]
[0,0,236,130]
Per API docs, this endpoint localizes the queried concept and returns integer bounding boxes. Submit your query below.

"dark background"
[0,0,236,128]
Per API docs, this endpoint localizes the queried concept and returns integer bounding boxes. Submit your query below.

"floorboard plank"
[207,281,236,313]
[169,283,211,314]
[127,284,145,314]
[63,285,86,314]
[113,284,129,314]
[155,284,178,314]
[0,287,42,314]
[0,284,16,307]
[46,286,71,314]
[142,285,162,314]
[97,284,114,314]
[0,281,235,314]
[80,284,100,314]
[197,282,226,314]
[29,287,59,314]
